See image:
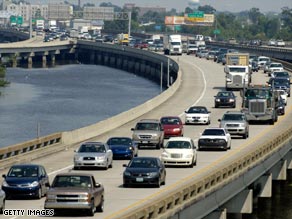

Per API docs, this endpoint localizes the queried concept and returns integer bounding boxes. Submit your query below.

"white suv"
[161,137,197,167]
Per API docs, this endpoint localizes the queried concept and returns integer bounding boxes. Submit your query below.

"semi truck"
[117,33,129,46]
[163,34,182,55]
[241,84,279,124]
[224,53,251,90]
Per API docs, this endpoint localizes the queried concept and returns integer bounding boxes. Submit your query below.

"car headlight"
[2,180,9,187]
[74,155,82,161]
[218,139,226,143]
[202,115,209,119]
[148,172,158,177]
[124,171,131,176]
[97,156,105,160]
[239,123,245,127]
[226,78,232,82]
[215,98,221,102]
[161,151,169,158]
[152,133,158,137]
[173,128,181,132]
[29,181,39,187]
[185,154,193,158]
[229,99,235,102]
[129,146,134,151]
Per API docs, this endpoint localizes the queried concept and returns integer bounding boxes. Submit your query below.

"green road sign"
[10,16,23,25]
[214,29,220,34]
[188,11,204,18]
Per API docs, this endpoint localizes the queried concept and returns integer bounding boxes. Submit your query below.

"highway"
[0,53,291,219]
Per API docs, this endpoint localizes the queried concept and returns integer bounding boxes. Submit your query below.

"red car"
[160,116,184,138]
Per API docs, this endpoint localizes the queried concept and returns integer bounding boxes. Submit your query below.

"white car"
[267,62,284,76]
[74,142,113,170]
[185,106,211,125]
[268,39,276,46]
[277,90,288,105]
[198,128,231,151]
[160,137,197,167]
[276,40,285,47]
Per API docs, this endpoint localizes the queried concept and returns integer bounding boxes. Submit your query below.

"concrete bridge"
[0,37,292,219]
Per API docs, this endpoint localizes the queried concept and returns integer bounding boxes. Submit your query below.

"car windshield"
[273,79,289,86]
[53,176,92,188]
[161,117,180,125]
[128,158,158,168]
[245,89,271,99]
[78,144,106,153]
[202,129,225,136]
[165,141,191,149]
[187,107,207,114]
[136,123,159,130]
[275,72,289,77]
[107,138,131,146]
[222,114,245,121]
[270,64,283,68]
[229,67,246,72]
[217,92,233,97]
[8,166,38,177]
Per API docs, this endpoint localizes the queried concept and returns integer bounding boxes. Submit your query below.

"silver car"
[74,142,113,170]
[218,111,249,139]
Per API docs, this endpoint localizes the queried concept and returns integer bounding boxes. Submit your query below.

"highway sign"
[188,11,204,18]
[214,29,221,34]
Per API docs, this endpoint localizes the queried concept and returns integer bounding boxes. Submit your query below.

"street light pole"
[29,4,32,39]
[128,11,131,38]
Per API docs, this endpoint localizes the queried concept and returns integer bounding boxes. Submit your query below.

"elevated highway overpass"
[0,39,292,219]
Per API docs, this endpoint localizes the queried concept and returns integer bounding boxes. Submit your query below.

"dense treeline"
[102,3,292,41]
[0,66,9,87]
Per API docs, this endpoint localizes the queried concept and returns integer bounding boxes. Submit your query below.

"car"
[43,35,51,42]
[160,116,184,138]
[197,50,209,58]
[268,39,276,46]
[266,62,284,76]
[251,61,259,72]
[2,164,50,199]
[198,128,231,151]
[185,106,211,125]
[218,111,249,139]
[276,40,285,47]
[268,77,291,97]
[131,119,164,149]
[95,37,104,43]
[73,142,113,170]
[0,189,5,214]
[44,173,104,216]
[160,137,197,167]
[186,45,198,55]
[59,34,68,41]
[206,51,216,60]
[214,91,236,108]
[122,157,166,188]
[257,56,270,69]
[263,60,272,73]
[106,137,138,159]
[216,53,226,63]
[271,71,291,83]
[276,96,286,115]
[276,90,288,105]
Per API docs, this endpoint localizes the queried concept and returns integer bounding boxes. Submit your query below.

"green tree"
[198,5,216,14]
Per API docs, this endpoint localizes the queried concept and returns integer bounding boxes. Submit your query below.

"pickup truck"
[44,173,104,216]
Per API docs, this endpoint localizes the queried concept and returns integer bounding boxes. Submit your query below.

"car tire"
[243,132,248,139]
[88,200,95,216]
[156,179,161,188]
[96,196,104,212]
[0,199,5,214]
[109,160,113,168]
[189,159,194,168]
[156,143,160,150]
[36,187,42,199]
[123,183,128,188]
[73,166,80,170]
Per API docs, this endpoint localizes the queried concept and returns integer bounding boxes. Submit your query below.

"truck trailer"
[163,34,182,55]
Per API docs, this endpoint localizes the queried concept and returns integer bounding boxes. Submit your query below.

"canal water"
[0,64,160,148]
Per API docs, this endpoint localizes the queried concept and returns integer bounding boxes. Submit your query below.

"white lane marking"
[179,62,207,117]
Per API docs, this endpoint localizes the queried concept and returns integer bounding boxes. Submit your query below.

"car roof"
[167,137,192,142]
[223,111,244,115]
[139,119,160,123]
[55,172,94,177]
[204,127,225,130]
[11,164,42,168]
[160,116,181,119]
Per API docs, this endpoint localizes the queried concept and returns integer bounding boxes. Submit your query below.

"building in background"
[123,3,166,17]
[83,6,114,21]
[48,3,72,20]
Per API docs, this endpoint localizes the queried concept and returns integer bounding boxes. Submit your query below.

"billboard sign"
[165,14,214,26]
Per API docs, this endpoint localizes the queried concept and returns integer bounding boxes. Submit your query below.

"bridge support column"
[90,52,95,64]
[285,150,292,169]
[42,55,47,68]
[51,55,55,66]
[223,189,253,214]
[271,159,287,180]
[255,173,272,197]
[12,57,17,68]
[204,208,227,219]
[28,56,32,69]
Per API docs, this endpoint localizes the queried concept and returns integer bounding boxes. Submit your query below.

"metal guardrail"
[108,123,292,219]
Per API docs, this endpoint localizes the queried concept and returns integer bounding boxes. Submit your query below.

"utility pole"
[128,11,131,38]
[29,4,32,39]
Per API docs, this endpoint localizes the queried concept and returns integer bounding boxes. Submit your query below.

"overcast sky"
[38,0,292,13]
